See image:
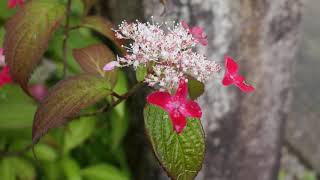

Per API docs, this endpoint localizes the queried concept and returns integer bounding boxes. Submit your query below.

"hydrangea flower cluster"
[103,19,255,133]
[105,19,220,91]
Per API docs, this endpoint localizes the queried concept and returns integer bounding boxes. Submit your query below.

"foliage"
[0,0,130,179]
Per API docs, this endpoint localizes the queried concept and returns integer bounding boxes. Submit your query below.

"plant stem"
[62,0,72,77]
[74,82,146,119]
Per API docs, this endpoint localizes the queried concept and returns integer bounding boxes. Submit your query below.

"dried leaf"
[32,74,111,143]
[4,0,65,94]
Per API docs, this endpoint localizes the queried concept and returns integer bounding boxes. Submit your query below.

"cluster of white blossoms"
[107,19,221,91]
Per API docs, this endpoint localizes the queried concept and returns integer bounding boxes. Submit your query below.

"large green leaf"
[63,116,96,154]
[80,16,126,55]
[73,44,118,87]
[32,74,111,143]
[80,164,128,180]
[4,0,65,93]
[144,105,205,180]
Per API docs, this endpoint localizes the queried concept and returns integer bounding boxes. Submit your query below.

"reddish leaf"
[80,16,126,55]
[72,44,117,87]
[32,74,111,143]
[4,0,65,94]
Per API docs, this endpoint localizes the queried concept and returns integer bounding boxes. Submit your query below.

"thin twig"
[62,0,72,77]
[74,82,146,119]
[68,25,81,31]
[0,144,33,158]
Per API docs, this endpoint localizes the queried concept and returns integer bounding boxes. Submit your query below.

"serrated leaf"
[32,74,111,143]
[144,105,205,180]
[80,164,128,180]
[4,0,65,93]
[81,0,96,15]
[136,65,147,82]
[60,158,82,180]
[187,77,205,100]
[80,16,125,55]
[73,44,117,87]
[63,116,96,154]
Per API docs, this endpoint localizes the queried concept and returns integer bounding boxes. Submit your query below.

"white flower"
[111,19,221,91]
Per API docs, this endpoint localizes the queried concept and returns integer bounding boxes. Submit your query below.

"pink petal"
[225,56,238,75]
[235,81,255,93]
[180,20,190,31]
[197,38,208,46]
[169,110,187,134]
[0,48,5,66]
[180,100,202,118]
[147,91,172,110]
[190,26,205,38]
[103,61,119,71]
[222,72,234,86]
[174,79,188,100]
[0,66,13,87]
[29,84,48,101]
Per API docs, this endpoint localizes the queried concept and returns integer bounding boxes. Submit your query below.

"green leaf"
[27,143,58,161]
[6,157,36,180]
[63,116,96,154]
[81,0,96,15]
[144,105,205,180]
[60,158,82,180]
[73,44,118,87]
[0,158,15,180]
[32,74,111,143]
[187,77,205,100]
[136,65,147,82]
[42,161,63,180]
[81,164,128,180]
[0,85,36,129]
[4,0,65,93]
[80,16,126,55]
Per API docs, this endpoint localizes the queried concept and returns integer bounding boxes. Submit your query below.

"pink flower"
[0,48,5,66]
[0,66,13,87]
[29,84,48,102]
[7,0,24,9]
[181,20,208,46]
[103,61,120,71]
[222,56,255,93]
[147,79,202,133]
